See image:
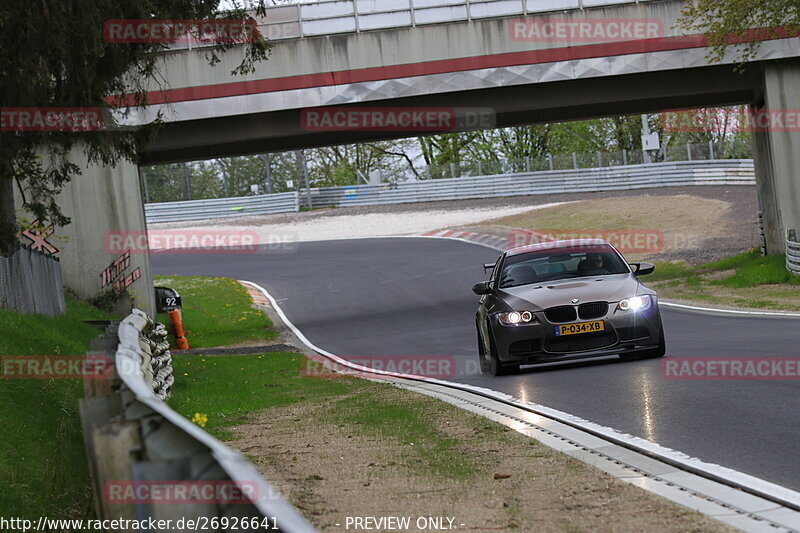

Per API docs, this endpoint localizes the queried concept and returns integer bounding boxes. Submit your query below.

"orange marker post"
[168,309,190,350]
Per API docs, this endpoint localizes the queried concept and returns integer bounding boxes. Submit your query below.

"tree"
[0,1,270,255]
[680,0,800,62]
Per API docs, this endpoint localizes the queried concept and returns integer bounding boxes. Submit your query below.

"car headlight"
[618,295,652,311]
[498,310,537,325]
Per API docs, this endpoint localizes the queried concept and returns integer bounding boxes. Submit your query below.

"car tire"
[479,322,519,376]
[477,324,492,374]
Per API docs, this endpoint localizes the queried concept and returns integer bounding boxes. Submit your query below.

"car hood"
[497,274,643,311]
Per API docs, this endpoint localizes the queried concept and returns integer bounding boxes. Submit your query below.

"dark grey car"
[473,239,665,376]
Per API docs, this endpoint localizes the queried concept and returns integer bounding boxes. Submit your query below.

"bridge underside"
[140,63,764,165]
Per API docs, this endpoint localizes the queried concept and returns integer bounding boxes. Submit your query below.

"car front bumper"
[491,303,663,364]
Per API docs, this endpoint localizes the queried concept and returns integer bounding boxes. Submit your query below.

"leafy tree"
[0,0,270,255]
[680,0,800,62]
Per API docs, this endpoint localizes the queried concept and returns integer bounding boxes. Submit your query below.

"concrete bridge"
[46,0,800,312]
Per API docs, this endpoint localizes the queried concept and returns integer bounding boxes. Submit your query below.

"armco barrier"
[299,160,755,209]
[788,233,800,275]
[146,160,755,224]
[145,191,299,224]
[79,310,315,532]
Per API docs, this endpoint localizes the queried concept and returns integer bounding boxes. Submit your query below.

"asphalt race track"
[153,237,800,491]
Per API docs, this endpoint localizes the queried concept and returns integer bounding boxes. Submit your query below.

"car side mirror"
[631,262,655,276]
[472,281,493,295]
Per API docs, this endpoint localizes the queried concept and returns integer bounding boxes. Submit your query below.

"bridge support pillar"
[18,144,156,315]
[752,61,800,255]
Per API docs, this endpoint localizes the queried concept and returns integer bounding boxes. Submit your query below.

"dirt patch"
[228,385,733,532]
[456,194,739,264]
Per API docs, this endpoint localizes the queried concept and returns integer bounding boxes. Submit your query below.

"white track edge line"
[239,279,800,513]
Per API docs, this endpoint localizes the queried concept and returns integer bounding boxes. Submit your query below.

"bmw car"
[473,239,665,376]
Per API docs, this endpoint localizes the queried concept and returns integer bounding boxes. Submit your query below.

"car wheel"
[480,322,519,376]
[477,324,492,374]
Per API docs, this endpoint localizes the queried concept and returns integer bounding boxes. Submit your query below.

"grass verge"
[0,298,115,519]
[647,249,800,310]
[153,276,278,348]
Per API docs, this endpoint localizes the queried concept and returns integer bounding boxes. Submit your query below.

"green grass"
[649,249,800,288]
[329,389,481,479]
[169,353,371,439]
[645,249,800,310]
[153,276,278,348]
[0,298,116,519]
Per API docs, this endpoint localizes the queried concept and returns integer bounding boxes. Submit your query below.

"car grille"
[578,302,608,320]
[544,306,578,323]
[544,331,617,353]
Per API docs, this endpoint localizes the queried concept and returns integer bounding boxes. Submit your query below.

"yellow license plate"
[554,321,605,336]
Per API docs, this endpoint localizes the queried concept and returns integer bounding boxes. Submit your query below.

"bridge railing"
[168,0,658,47]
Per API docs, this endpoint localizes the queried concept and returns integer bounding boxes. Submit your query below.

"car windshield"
[499,245,629,288]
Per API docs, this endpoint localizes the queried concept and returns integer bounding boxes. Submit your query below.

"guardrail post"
[409,0,416,26]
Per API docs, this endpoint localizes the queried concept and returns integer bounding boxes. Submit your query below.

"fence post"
[623,149,628,166]
[477,160,482,176]
[572,152,578,169]
[525,157,531,172]
[501,159,508,174]
[686,143,693,161]
[548,154,554,171]
[597,151,603,167]
[300,150,313,209]
[181,162,193,201]
[450,163,456,179]
[709,141,715,160]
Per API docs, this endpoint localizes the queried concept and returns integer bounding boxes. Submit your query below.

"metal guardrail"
[167,0,658,47]
[147,160,754,223]
[787,232,800,275]
[79,310,315,532]
[300,159,756,209]
[146,191,299,224]
[0,244,66,317]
